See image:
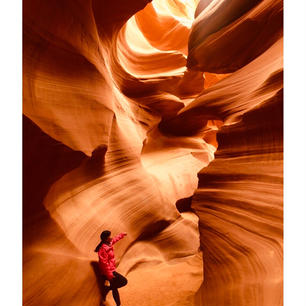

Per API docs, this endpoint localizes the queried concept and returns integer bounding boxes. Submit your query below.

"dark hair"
[94,230,111,252]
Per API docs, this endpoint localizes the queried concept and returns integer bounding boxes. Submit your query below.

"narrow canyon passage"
[23,1,283,306]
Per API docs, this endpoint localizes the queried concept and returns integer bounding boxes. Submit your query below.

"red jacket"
[98,233,126,280]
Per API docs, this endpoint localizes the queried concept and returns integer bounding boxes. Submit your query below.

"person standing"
[95,230,128,306]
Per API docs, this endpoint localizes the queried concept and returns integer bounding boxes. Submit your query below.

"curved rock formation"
[192,90,283,306]
[23,0,283,306]
[188,0,283,73]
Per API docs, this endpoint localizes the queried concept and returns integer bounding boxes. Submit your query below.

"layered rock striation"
[23,0,283,305]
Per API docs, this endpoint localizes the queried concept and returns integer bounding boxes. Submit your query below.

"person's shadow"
[91,261,110,306]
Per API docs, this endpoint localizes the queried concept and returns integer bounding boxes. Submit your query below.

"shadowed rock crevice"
[136,220,172,241]
[176,196,193,213]
[23,115,87,223]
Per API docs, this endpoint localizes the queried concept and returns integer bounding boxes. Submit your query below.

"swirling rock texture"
[23,1,283,306]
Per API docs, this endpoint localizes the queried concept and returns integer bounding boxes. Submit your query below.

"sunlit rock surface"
[23,0,283,306]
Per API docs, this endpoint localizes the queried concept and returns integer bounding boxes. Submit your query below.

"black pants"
[109,271,128,306]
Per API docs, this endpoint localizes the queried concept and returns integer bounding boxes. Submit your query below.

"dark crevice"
[136,220,171,241]
[176,196,194,213]
[23,115,87,224]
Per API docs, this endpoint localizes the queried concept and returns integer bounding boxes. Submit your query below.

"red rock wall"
[23,1,283,305]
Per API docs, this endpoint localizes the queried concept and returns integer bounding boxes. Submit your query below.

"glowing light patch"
[152,0,199,28]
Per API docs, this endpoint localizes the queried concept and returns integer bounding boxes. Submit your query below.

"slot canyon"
[23,0,283,305]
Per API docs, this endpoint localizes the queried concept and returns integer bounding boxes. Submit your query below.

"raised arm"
[111,232,127,245]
